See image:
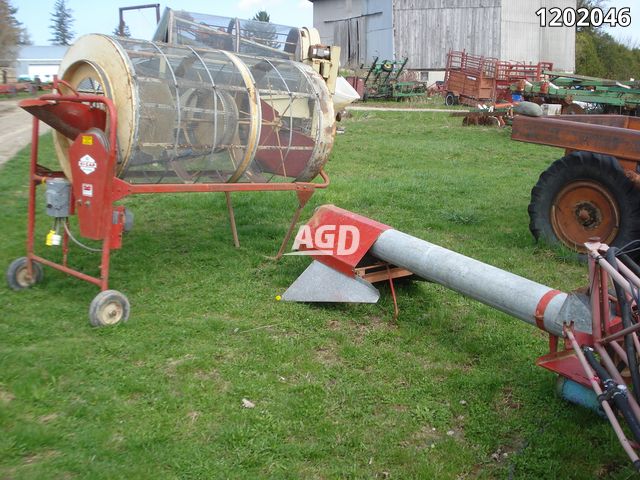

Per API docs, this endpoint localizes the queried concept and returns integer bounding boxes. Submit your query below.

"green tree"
[0,1,26,74]
[575,29,640,81]
[575,31,606,76]
[113,23,131,37]
[247,10,280,50]
[576,0,609,33]
[49,0,74,46]
[253,10,270,22]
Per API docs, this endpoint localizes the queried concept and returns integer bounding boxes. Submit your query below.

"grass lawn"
[353,96,469,110]
[0,111,634,479]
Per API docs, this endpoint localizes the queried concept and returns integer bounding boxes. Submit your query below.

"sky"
[605,0,640,47]
[13,0,314,45]
[12,1,640,48]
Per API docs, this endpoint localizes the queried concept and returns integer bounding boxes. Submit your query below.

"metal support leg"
[273,188,314,260]
[386,264,399,320]
[225,192,240,248]
[26,117,39,278]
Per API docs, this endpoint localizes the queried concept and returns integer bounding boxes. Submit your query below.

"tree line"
[2,0,639,82]
[574,0,640,80]
[576,30,640,81]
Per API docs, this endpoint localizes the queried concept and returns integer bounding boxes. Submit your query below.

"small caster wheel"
[89,290,130,327]
[6,257,44,291]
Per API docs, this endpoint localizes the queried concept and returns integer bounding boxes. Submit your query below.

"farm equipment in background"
[0,82,36,96]
[282,204,640,470]
[511,114,640,254]
[513,72,640,115]
[450,103,515,127]
[6,9,346,326]
[443,50,552,107]
[361,57,426,101]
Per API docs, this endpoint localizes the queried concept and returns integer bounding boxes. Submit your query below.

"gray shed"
[310,0,575,77]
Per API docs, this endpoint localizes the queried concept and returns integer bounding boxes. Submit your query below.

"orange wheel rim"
[551,180,620,252]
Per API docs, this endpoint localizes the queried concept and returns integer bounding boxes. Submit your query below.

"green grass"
[354,96,468,110]
[0,113,635,479]
[0,91,38,102]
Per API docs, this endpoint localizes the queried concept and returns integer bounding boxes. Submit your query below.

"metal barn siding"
[363,0,394,65]
[501,0,575,71]
[310,0,576,71]
[393,0,502,70]
[312,0,355,45]
[311,0,394,67]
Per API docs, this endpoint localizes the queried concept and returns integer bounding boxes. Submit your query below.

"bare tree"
[0,0,26,76]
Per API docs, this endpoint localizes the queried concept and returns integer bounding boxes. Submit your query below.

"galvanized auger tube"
[283,207,593,338]
[369,230,592,338]
[52,34,335,184]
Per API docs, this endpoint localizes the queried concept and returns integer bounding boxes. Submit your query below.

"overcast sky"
[13,1,640,49]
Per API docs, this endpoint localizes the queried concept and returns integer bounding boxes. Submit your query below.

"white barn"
[15,46,67,82]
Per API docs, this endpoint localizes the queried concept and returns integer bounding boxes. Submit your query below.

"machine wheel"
[89,290,130,327]
[528,151,640,254]
[6,257,43,291]
[445,93,457,106]
[561,103,585,115]
[486,116,501,127]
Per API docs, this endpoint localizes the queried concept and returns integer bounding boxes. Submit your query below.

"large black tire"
[528,151,640,254]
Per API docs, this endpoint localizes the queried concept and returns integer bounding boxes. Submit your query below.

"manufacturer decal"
[78,154,97,175]
[82,183,94,197]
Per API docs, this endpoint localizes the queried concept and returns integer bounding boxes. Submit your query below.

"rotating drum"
[55,34,335,184]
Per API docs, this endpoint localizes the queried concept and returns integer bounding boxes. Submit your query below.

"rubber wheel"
[486,116,500,127]
[445,93,456,106]
[89,290,130,327]
[6,257,43,291]
[528,151,640,254]
[561,103,585,115]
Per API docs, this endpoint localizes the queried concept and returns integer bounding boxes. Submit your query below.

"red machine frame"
[22,88,329,296]
[535,241,640,464]
[444,50,552,105]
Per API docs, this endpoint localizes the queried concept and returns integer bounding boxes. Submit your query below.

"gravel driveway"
[0,99,51,168]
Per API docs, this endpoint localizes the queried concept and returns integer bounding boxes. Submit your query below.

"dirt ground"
[0,99,50,168]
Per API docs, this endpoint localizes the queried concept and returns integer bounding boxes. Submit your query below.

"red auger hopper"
[282,205,640,469]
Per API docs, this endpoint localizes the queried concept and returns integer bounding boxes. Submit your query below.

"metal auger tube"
[369,229,589,337]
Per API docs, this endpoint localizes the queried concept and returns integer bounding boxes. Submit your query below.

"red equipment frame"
[444,50,553,105]
[534,240,640,464]
[22,89,329,294]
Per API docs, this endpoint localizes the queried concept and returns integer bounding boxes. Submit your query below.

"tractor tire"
[528,151,640,254]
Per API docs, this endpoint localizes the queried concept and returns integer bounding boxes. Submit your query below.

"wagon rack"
[361,57,426,101]
[512,71,640,115]
[443,50,552,106]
